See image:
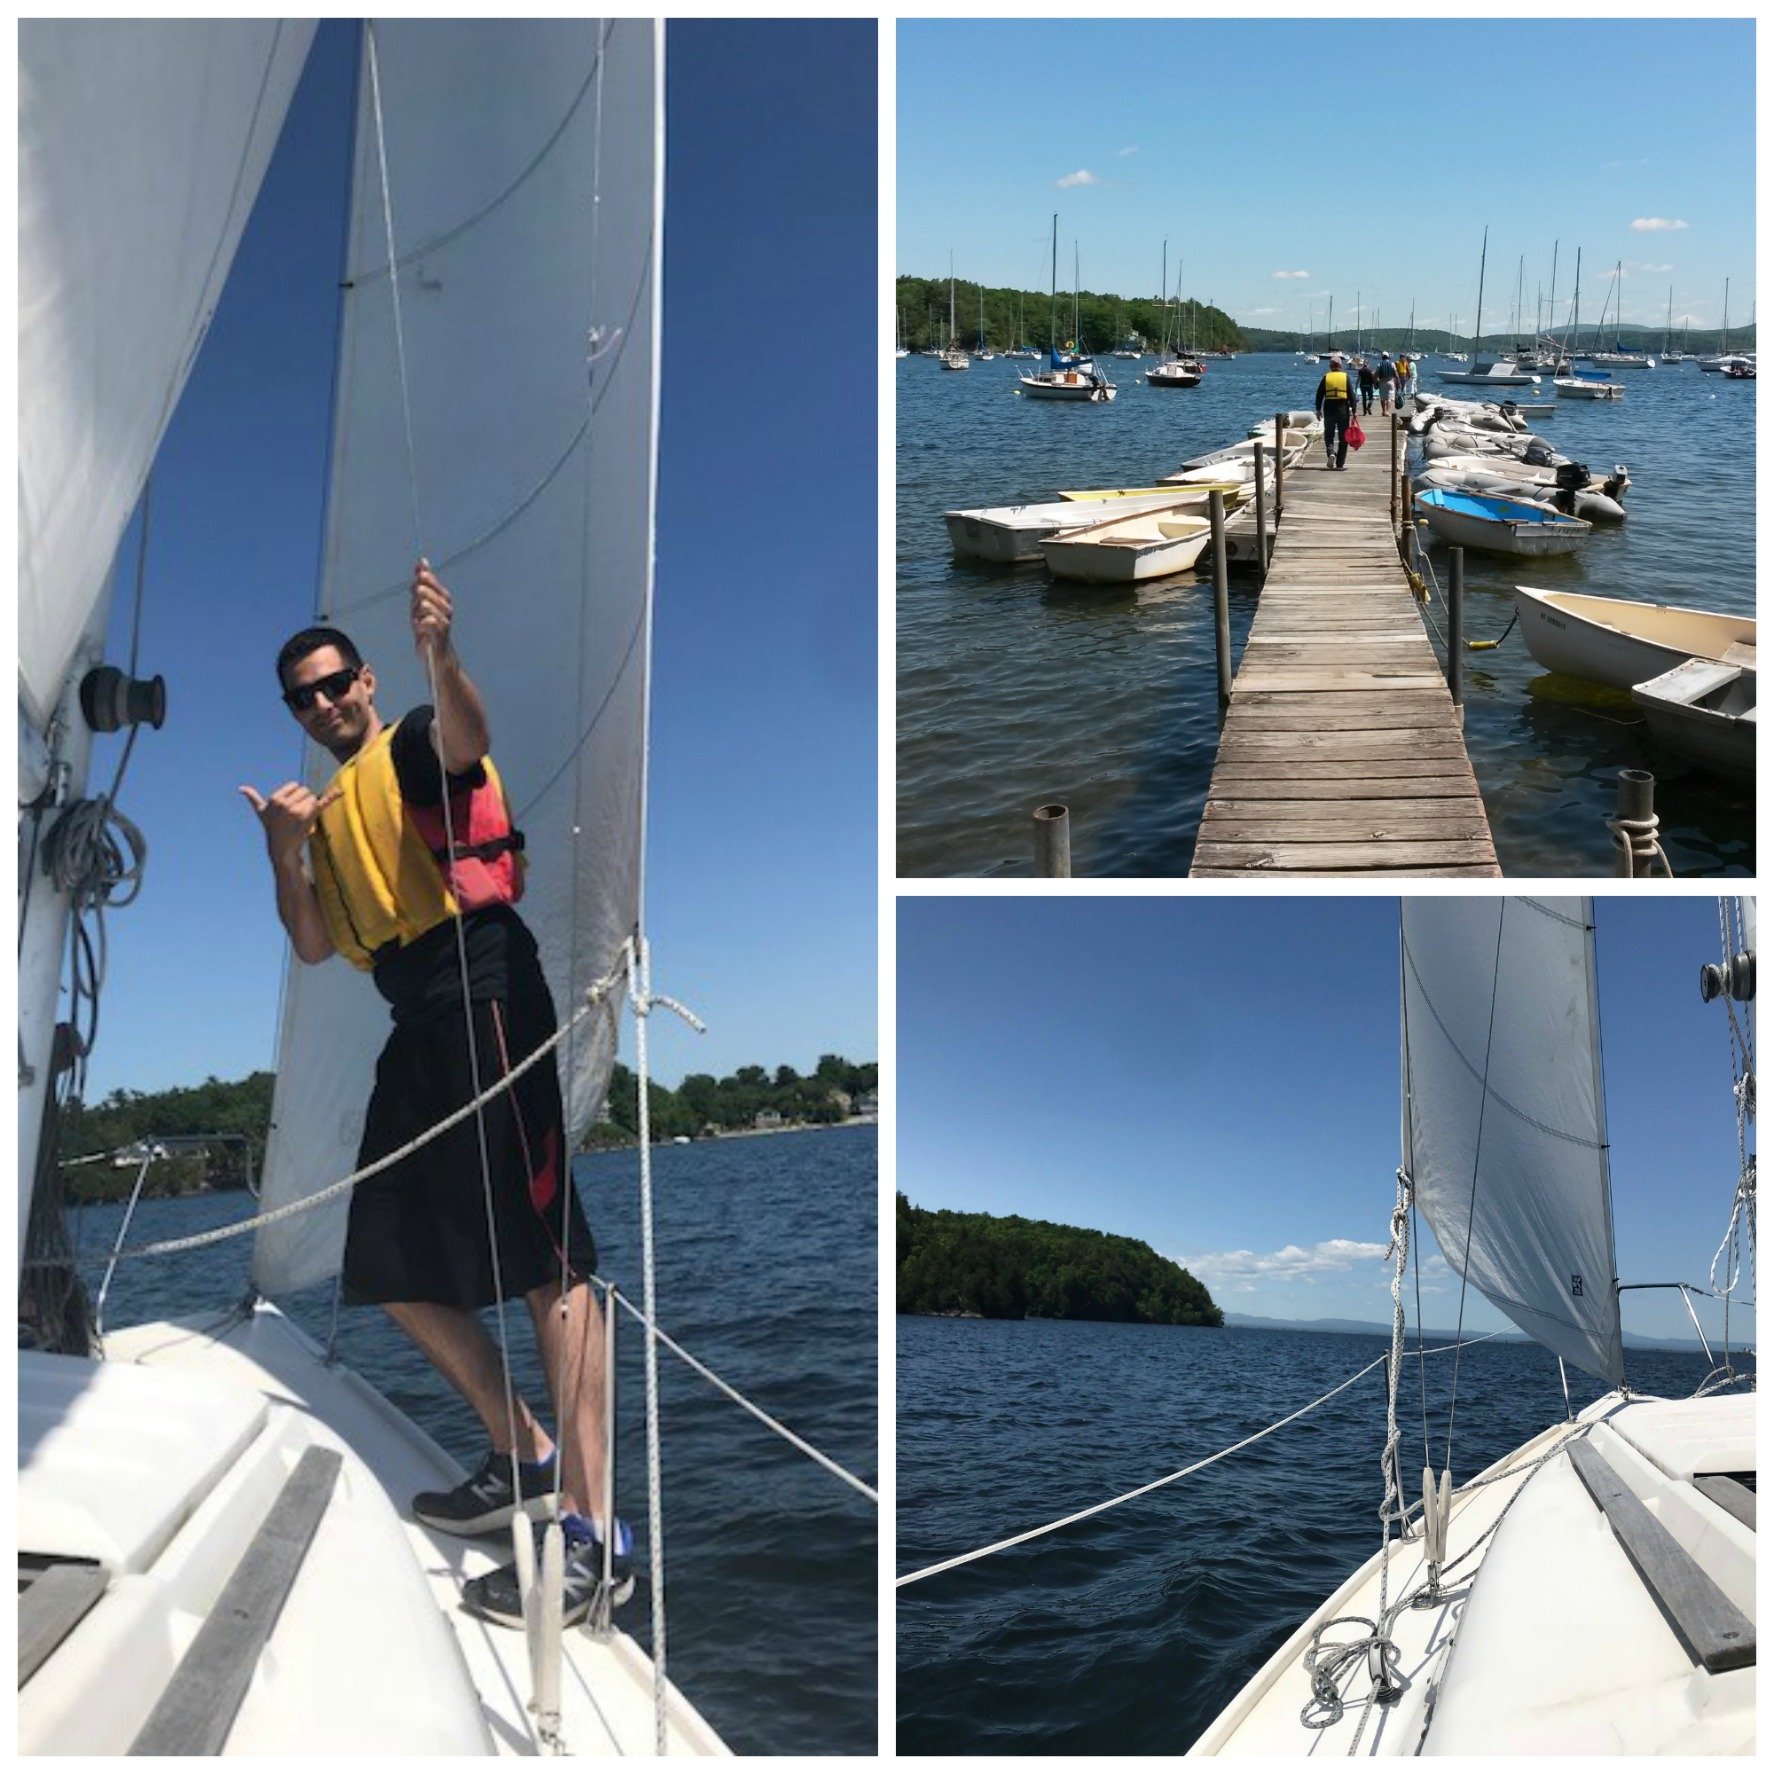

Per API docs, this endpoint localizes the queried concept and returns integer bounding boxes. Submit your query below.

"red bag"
[1345,420,1366,450]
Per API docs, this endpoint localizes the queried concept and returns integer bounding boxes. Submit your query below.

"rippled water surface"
[76,1125,877,1756]
[896,1316,1746,1753]
[897,354,1754,876]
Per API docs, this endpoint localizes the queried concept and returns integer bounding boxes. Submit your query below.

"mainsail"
[18,21,315,737]
[1400,898,1625,1389]
[255,20,661,1293]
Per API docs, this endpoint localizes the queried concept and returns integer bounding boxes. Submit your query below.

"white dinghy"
[944,490,1233,563]
[1414,488,1591,558]
[1040,511,1214,584]
[1190,897,1756,1755]
[1631,659,1756,782]
[1514,588,1757,689]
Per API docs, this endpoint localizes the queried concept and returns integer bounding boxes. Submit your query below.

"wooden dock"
[1190,418,1500,877]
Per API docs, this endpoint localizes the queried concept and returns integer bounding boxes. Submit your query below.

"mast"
[1665,287,1672,355]
[1328,293,1334,352]
[1472,224,1488,362]
[1722,277,1729,352]
[1356,289,1361,353]
[1547,241,1559,355]
[1563,247,1581,368]
[1047,212,1057,355]
[1072,240,1079,353]
[1514,253,1524,347]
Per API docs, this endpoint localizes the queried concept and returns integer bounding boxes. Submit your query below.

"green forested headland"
[56,1055,878,1203]
[897,275,1243,356]
[897,1194,1222,1326]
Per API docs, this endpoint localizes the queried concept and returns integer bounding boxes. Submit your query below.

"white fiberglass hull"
[1556,377,1624,400]
[1189,1390,1754,1755]
[944,492,1216,563]
[1020,373,1116,401]
[19,1303,728,1757]
[1515,587,1757,690]
[1631,660,1756,780]
[1416,497,1589,558]
[1040,515,1212,583]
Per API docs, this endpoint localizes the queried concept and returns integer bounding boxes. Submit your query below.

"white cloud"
[1273,269,1311,280]
[1631,217,1689,231]
[1248,307,1279,316]
[1118,145,1139,157]
[1629,261,1675,273]
[1179,1238,1393,1285]
[1056,169,1099,189]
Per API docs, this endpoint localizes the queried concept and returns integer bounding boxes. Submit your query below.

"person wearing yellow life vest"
[1314,354,1357,469]
[239,560,631,1632]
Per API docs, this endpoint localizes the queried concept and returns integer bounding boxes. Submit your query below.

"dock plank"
[1191,417,1498,877]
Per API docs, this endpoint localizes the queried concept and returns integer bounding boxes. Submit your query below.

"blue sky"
[80,20,876,1096]
[899,18,1755,340]
[898,897,1755,1345]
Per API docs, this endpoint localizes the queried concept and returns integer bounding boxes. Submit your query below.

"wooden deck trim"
[1567,1440,1755,1674]
[129,1446,343,1755]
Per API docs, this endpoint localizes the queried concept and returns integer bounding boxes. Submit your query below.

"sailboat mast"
[1514,254,1524,344]
[948,250,955,348]
[1665,287,1673,355]
[1472,225,1488,361]
[1564,247,1581,364]
[1048,212,1057,353]
[1072,241,1079,351]
[1722,277,1729,351]
[1547,241,1559,350]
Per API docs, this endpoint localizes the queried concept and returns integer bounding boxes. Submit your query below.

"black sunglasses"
[283,665,361,713]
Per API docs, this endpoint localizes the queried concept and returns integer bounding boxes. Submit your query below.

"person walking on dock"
[1314,354,1356,469]
[1356,357,1376,415]
[1377,352,1398,415]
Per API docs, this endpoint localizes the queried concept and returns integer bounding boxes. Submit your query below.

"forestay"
[257,20,661,1293]
[1399,898,1625,1388]
[18,20,315,736]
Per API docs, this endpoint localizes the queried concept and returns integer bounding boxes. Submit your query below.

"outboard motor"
[1553,462,1589,491]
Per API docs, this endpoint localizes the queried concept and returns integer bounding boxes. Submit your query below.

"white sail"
[255,20,661,1295]
[18,20,315,735]
[1400,898,1625,1388]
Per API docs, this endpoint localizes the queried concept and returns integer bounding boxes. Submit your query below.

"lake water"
[71,1124,878,1756]
[897,353,1754,877]
[895,1315,1748,1753]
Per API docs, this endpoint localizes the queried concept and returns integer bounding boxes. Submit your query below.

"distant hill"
[1238,323,1756,355]
[1223,1312,1750,1355]
[897,1194,1222,1326]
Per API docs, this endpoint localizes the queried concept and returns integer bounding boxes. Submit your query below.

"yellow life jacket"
[1323,369,1350,401]
[309,720,525,970]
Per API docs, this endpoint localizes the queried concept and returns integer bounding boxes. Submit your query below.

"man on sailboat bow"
[241,560,632,1628]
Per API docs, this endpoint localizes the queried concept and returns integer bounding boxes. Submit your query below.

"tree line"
[897,275,1244,355]
[56,1055,877,1202]
[897,1193,1222,1327]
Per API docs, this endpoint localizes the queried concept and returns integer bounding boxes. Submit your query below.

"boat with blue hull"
[1414,487,1590,558]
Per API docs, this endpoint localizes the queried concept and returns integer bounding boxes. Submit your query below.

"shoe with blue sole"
[462,1513,636,1627]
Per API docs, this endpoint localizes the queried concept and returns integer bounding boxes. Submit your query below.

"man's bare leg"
[383,1299,554,1464]
[526,1278,609,1524]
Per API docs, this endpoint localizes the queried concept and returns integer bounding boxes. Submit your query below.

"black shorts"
[341,954,598,1309]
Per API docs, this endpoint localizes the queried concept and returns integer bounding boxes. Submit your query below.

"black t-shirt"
[368,706,536,1024]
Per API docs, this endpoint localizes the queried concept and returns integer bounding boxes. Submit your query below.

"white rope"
[897,1355,1387,1588]
[896,1326,1505,1591]
[1608,813,1672,878]
[602,1286,878,1505]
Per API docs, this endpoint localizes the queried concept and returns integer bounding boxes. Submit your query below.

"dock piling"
[1610,771,1670,878]
[1447,547,1465,711]
[1252,443,1269,582]
[1210,489,1232,722]
[1273,414,1286,516]
[1034,803,1072,877]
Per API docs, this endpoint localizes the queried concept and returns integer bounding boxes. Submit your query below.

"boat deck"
[1190,418,1500,876]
